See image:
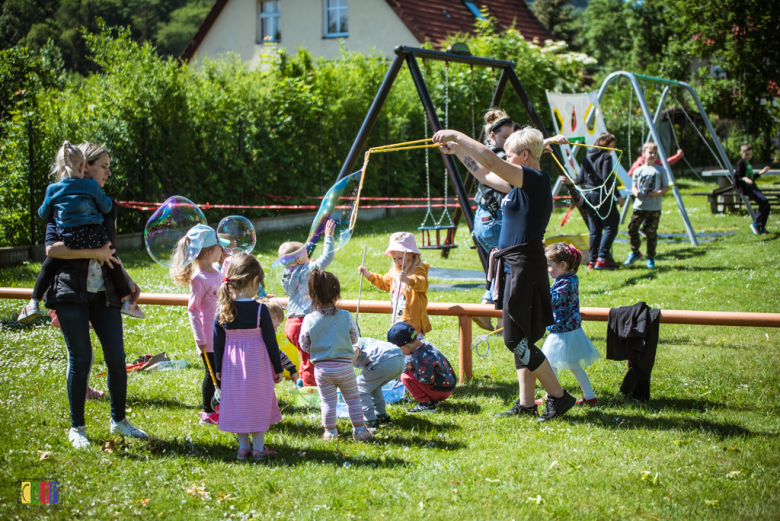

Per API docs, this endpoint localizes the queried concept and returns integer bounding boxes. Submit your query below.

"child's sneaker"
[646,258,656,269]
[576,397,598,406]
[322,431,339,441]
[750,223,761,235]
[594,258,619,270]
[110,418,149,439]
[17,301,41,323]
[472,316,494,332]
[586,261,594,270]
[121,301,146,319]
[199,411,219,425]
[352,428,374,441]
[68,426,90,449]
[624,251,642,266]
[537,390,576,422]
[495,399,538,417]
[759,224,769,235]
[407,401,437,414]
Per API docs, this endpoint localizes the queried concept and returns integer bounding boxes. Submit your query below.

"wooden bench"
[693,185,780,214]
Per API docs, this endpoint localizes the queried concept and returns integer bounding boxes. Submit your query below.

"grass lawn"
[1,180,779,520]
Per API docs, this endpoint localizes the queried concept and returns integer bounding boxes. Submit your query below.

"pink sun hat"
[385,232,420,256]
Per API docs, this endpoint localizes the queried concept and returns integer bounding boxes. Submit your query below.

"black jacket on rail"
[606,301,660,402]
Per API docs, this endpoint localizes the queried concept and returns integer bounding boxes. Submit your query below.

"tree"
[155,0,211,56]
[531,0,579,46]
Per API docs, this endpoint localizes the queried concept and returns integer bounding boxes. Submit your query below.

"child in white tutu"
[541,243,601,405]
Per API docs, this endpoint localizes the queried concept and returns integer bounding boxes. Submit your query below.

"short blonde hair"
[261,297,285,326]
[642,142,658,154]
[278,241,304,259]
[505,127,544,159]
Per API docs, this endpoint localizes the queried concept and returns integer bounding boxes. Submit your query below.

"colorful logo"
[20,481,59,505]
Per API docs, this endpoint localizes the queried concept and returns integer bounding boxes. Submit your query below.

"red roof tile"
[384,0,552,47]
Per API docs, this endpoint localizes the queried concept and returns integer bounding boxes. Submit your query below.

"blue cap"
[387,321,417,347]
[186,224,229,249]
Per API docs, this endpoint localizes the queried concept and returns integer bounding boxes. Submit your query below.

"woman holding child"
[435,127,577,422]
[44,143,149,448]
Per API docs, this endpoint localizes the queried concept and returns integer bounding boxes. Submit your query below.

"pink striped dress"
[218,304,281,433]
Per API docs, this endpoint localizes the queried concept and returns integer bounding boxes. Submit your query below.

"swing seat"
[418,225,458,251]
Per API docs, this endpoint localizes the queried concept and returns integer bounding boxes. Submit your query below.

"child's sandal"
[252,446,277,460]
[237,449,251,461]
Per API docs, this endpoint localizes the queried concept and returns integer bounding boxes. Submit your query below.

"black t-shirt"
[498,166,552,250]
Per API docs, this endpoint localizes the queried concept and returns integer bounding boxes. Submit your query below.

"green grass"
[1,180,779,520]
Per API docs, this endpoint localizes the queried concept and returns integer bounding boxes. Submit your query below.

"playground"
[2,182,779,519]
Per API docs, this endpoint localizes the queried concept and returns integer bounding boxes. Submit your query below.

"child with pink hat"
[358,232,431,338]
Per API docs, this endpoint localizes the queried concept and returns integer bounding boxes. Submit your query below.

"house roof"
[384,0,551,47]
[181,0,551,62]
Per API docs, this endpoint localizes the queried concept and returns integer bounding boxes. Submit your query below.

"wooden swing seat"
[418,225,458,251]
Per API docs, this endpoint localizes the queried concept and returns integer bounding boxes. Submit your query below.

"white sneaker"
[18,301,42,323]
[121,302,146,319]
[110,418,149,439]
[68,426,90,449]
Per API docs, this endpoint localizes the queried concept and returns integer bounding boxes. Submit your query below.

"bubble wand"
[356,245,367,327]
[391,250,408,325]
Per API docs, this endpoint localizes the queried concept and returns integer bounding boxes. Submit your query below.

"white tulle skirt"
[542,327,601,369]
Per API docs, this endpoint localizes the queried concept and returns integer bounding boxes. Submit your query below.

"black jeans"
[744,185,771,228]
[201,352,216,413]
[586,202,620,262]
[57,292,126,427]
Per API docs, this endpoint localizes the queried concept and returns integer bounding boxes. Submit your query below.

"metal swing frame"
[335,45,576,272]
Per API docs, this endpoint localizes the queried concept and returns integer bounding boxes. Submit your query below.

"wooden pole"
[458,315,473,382]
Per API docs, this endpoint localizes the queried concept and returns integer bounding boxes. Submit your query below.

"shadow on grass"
[127,397,200,410]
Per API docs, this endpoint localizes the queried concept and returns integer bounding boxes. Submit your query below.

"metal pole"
[27,120,35,245]
[394,45,515,69]
[406,53,487,271]
[336,54,406,182]
[626,74,698,246]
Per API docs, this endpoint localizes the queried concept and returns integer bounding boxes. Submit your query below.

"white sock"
[251,431,265,450]
[237,433,251,451]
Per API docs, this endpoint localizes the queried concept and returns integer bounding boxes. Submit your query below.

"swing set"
[335,44,577,271]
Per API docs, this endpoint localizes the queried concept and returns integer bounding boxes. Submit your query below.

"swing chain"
[437,63,454,227]
[470,65,476,139]
[669,90,726,172]
[420,59,434,228]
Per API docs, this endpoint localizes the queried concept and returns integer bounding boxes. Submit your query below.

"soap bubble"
[144,196,207,268]
[217,215,256,255]
[272,170,361,269]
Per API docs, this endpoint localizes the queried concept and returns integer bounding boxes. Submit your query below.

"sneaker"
[252,446,277,460]
[110,418,149,439]
[352,428,375,441]
[624,251,643,266]
[472,316,494,332]
[68,426,90,449]
[495,399,538,417]
[586,262,594,270]
[322,431,339,441]
[750,223,761,235]
[237,449,251,461]
[199,411,219,426]
[646,258,656,269]
[85,386,105,401]
[376,414,392,425]
[121,302,146,319]
[759,224,769,235]
[407,401,437,414]
[17,301,41,323]
[538,390,576,422]
[594,259,619,270]
[576,397,598,406]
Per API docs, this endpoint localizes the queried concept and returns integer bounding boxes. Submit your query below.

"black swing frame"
[336,45,575,272]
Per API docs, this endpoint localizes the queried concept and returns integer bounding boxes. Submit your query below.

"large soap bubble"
[217,215,256,255]
[272,171,361,269]
[144,196,207,268]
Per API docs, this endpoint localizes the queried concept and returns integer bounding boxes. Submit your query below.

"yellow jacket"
[369,263,431,335]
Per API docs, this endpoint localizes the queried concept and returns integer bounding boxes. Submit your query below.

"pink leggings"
[314,361,364,430]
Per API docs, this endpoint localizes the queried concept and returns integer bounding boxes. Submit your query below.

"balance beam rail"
[2,288,779,382]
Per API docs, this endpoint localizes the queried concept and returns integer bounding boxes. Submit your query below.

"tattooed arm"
[442,142,512,193]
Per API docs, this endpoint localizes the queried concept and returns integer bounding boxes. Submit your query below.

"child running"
[171,224,228,426]
[541,243,601,405]
[214,253,283,461]
[299,269,373,441]
[624,142,670,269]
[734,143,772,235]
[387,322,457,414]
[353,337,405,428]
[278,219,336,387]
[18,141,140,322]
[358,232,431,338]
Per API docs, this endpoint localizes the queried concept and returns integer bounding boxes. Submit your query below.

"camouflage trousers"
[627,210,662,258]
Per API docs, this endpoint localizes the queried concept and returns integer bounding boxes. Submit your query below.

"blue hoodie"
[38,177,113,229]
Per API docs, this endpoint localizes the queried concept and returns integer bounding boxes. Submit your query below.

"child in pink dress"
[171,224,228,426]
[214,253,283,461]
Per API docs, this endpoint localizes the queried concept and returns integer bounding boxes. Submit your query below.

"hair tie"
[222,277,231,285]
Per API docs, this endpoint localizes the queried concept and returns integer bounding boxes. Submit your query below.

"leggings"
[314,360,364,430]
[502,276,547,372]
[201,352,216,413]
[551,361,595,400]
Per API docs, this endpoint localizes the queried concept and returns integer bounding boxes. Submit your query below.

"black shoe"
[537,391,576,422]
[376,414,392,425]
[495,399,538,418]
[407,401,437,414]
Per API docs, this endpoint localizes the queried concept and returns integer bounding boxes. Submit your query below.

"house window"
[324,0,348,38]
[258,1,281,43]
[463,2,487,20]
